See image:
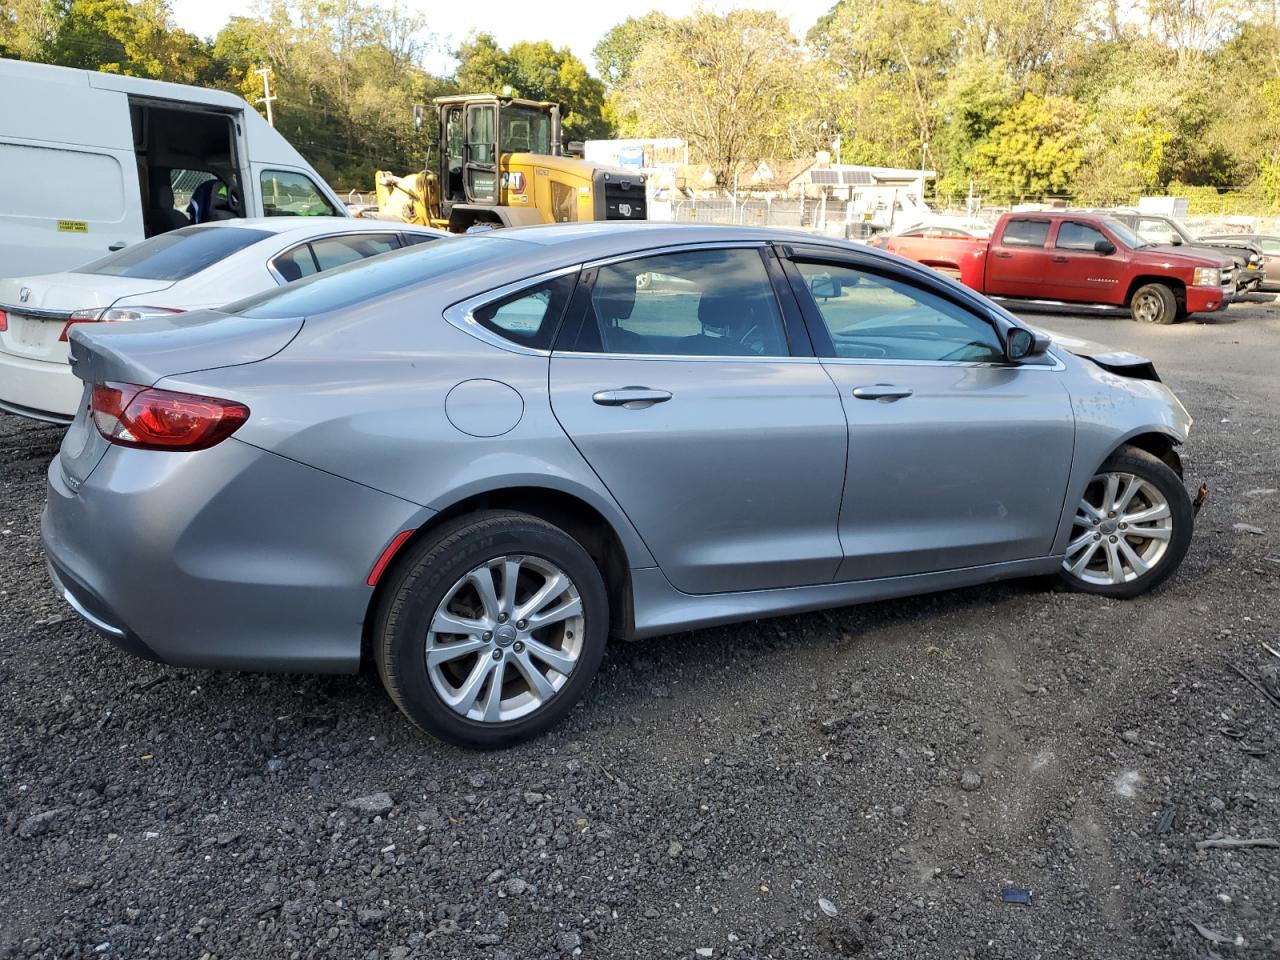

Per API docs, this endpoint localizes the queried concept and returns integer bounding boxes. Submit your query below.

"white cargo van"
[0,59,349,278]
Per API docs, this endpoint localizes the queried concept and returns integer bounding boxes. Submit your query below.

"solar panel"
[841,170,873,186]
[809,169,841,185]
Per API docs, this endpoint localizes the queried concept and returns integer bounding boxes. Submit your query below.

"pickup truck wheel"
[1130,283,1177,324]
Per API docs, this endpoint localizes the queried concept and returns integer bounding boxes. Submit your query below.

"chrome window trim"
[552,351,822,364]
[443,264,583,357]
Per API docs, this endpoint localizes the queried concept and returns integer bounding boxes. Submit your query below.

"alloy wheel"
[1132,292,1160,323]
[1063,472,1173,585]
[425,555,584,723]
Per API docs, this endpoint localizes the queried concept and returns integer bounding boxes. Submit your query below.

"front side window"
[1260,238,1280,255]
[794,261,1005,363]
[260,170,337,217]
[1055,222,1108,252]
[572,248,789,358]
[309,233,401,271]
[75,225,272,281]
[1000,219,1050,247]
[474,275,577,350]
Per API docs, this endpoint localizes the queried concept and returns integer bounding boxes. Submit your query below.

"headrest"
[594,268,636,321]
[697,295,743,333]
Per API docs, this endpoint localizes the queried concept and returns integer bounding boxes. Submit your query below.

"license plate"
[12,314,59,349]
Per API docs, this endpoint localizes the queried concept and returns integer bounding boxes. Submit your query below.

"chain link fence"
[657,198,876,239]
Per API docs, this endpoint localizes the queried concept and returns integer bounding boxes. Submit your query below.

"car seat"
[594,270,647,353]
[188,179,237,223]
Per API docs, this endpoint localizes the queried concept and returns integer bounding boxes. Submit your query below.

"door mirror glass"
[1006,327,1035,360]
[1094,239,1116,255]
[808,274,843,299]
[1169,234,1182,245]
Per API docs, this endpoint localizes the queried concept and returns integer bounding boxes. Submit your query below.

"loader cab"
[436,95,562,222]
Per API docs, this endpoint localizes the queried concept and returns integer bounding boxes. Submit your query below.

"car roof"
[198,217,443,237]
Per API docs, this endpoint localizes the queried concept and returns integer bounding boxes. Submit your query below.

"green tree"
[621,9,810,186]
[592,11,672,88]
[454,33,609,141]
[934,56,1017,197]
[972,92,1086,200]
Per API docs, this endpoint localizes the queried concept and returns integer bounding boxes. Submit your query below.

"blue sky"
[168,0,835,76]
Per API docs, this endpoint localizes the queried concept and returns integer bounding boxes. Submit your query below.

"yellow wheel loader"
[374,95,646,232]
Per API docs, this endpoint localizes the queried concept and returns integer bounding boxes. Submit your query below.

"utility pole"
[255,66,276,127]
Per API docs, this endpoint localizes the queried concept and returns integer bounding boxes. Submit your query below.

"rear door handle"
[993,251,1013,259]
[1051,255,1069,263]
[591,387,672,407]
[852,384,913,402]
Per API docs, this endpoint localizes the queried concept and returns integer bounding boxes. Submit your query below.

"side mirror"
[1094,239,1116,255]
[1169,234,1182,245]
[809,275,842,299]
[1005,327,1050,361]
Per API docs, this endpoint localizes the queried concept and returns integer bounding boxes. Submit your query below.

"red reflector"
[367,529,415,586]
[90,380,249,451]
[0,309,7,333]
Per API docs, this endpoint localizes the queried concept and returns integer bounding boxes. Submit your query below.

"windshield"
[500,106,553,155]
[75,226,273,281]
[1101,218,1148,250]
[224,234,506,318]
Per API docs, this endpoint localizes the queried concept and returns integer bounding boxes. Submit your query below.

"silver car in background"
[42,224,1195,747]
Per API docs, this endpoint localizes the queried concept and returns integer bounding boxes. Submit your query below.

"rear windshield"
[75,226,273,281]
[224,234,506,318]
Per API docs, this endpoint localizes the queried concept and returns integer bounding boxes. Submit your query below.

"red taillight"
[60,306,184,341]
[0,308,7,332]
[90,381,249,451]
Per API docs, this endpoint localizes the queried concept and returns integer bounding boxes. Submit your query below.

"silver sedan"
[43,223,1196,747]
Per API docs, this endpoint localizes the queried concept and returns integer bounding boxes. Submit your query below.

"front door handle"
[592,387,672,408]
[108,241,127,251]
[852,384,913,402]
[993,250,1013,259]
[1051,255,1069,263]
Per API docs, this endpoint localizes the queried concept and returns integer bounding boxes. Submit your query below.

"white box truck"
[0,58,349,278]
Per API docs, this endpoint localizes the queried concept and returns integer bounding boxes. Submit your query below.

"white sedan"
[0,218,447,422]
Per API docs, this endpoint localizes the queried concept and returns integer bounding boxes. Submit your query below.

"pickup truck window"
[1056,222,1108,252]
[794,261,1004,364]
[1000,219,1050,247]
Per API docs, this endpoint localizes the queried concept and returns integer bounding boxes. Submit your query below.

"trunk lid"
[58,310,302,490]
[0,273,174,362]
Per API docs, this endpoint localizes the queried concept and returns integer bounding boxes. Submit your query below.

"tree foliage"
[2,0,1279,205]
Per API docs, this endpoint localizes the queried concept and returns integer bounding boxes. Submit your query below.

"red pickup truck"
[882,211,1234,324]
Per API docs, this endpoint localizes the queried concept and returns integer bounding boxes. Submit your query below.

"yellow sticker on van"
[57,220,89,233]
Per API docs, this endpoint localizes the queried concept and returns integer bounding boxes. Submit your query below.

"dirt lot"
[1,295,1278,960]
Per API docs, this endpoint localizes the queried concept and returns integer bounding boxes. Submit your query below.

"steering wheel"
[227,183,245,216]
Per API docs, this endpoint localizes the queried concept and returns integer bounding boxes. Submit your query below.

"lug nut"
[498,613,508,623]
[492,649,503,661]
[513,641,525,653]
[1094,533,1102,541]
[1109,535,1118,543]
[516,619,527,630]
[1118,522,1127,530]
[483,631,492,641]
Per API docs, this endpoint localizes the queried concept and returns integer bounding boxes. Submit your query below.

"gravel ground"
[2,295,1279,960]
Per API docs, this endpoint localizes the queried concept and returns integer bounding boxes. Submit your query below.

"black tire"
[1057,446,1193,599]
[373,511,609,748]
[1129,283,1178,324]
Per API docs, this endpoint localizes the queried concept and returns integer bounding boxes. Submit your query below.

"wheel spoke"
[431,609,490,636]
[1114,476,1142,513]
[427,636,488,666]
[528,596,583,631]
[524,637,577,675]
[1117,538,1149,576]
[480,658,507,722]
[513,650,556,702]
[1101,474,1120,513]
[1068,539,1101,575]
[1065,531,1095,558]
[1078,499,1104,522]
[499,557,522,616]
[516,572,568,621]
[448,655,496,713]
[467,565,501,621]
[1127,524,1171,541]
[1122,503,1170,524]
[1104,541,1124,583]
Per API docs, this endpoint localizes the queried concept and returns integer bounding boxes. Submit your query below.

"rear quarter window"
[1000,219,1050,247]
[74,226,273,281]
[225,234,501,318]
